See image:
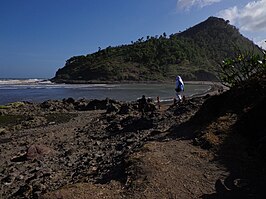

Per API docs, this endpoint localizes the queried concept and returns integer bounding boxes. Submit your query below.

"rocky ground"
[0,80,265,198]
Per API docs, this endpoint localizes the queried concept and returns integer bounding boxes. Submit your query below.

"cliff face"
[52,17,261,83]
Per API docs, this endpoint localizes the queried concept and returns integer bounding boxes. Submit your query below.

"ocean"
[0,79,212,105]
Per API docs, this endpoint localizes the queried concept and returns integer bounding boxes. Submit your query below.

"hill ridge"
[52,16,261,83]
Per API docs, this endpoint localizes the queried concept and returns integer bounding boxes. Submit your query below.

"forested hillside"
[52,17,261,83]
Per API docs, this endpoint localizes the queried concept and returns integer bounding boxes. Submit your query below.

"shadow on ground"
[158,72,266,198]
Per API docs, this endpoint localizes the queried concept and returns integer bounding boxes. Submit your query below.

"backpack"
[175,85,182,92]
[175,80,183,92]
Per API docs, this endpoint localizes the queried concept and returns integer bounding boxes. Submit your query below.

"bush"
[218,48,266,87]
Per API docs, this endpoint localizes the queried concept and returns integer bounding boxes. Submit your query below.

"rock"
[0,109,7,115]
[122,117,154,132]
[86,99,107,110]
[2,174,15,185]
[119,103,131,114]
[115,143,125,151]
[11,152,27,162]
[106,122,122,135]
[26,144,54,160]
[40,100,52,109]
[106,103,119,113]
[74,98,90,110]
[146,102,156,112]
[13,184,33,198]
[126,139,135,144]
[21,116,47,128]
[40,100,72,112]
[63,97,75,104]
[174,105,190,115]
[92,166,98,171]
[0,128,6,135]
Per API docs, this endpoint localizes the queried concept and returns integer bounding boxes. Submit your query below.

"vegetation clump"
[218,48,266,87]
[0,115,24,128]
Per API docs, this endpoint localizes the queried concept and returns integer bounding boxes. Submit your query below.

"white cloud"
[218,0,266,32]
[177,0,221,10]
[256,39,266,49]
[218,1,266,50]
[217,6,238,24]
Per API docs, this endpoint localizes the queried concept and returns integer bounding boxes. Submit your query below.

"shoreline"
[0,81,221,106]
[1,77,221,86]
[50,78,220,85]
[158,82,223,105]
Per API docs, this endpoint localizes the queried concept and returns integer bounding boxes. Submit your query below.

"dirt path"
[44,136,229,199]
[127,139,229,199]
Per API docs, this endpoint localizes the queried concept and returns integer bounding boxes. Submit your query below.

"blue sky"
[0,0,265,78]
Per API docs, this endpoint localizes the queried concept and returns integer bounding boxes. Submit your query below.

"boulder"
[118,103,131,114]
[63,97,75,104]
[106,103,119,113]
[26,144,54,160]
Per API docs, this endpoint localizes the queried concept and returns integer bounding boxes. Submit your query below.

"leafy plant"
[218,47,266,87]
[0,115,24,127]
[0,105,10,109]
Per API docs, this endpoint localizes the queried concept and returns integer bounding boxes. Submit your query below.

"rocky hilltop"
[52,17,261,83]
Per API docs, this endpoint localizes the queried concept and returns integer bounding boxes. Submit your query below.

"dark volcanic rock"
[1,96,206,198]
[106,103,120,113]
[86,99,107,110]
[26,144,54,160]
[63,97,75,104]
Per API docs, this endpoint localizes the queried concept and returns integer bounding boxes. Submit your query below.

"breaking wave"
[0,79,52,85]
[0,79,117,89]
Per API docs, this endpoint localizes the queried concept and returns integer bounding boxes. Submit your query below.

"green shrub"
[0,115,24,127]
[218,48,266,87]
[0,105,10,109]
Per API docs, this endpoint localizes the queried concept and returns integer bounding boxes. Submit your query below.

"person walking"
[156,96,160,110]
[175,75,184,102]
[138,95,147,116]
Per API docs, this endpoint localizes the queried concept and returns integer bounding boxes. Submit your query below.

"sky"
[0,0,265,78]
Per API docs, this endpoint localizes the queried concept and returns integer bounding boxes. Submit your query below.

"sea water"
[0,79,212,105]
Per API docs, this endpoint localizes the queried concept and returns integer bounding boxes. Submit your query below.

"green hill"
[52,17,261,83]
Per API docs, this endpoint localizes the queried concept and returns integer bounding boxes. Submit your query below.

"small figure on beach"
[138,95,148,116]
[156,96,160,110]
[175,75,184,103]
